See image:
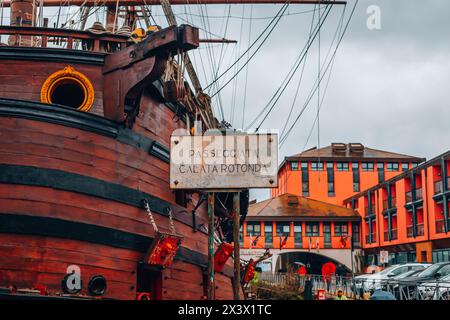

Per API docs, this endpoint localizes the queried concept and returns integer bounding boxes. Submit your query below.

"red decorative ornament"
[33,285,48,295]
[214,243,234,273]
[317,289,326,300]
[145,232,182,267]
[136,292,151,300]
[297,266,307,276]
[242,259,256,284]
[321,262,336,280]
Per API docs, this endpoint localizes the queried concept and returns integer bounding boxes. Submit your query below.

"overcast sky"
[2,0,447,201]
[158,0,450,201]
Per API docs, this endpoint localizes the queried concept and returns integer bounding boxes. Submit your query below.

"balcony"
[435,180,443,194]
[383,229,398,241]
[405,188,423,203]
[382,197,397,211]
[364,204,375,215]
[365,233,377,244]
[406,223,425,237]
[436,220,446,234]
[434,177,450,195]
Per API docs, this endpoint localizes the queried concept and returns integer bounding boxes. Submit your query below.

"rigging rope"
[280,0,359,146]
[247,4,333,131]
[209,2,290,98]
[204,1,290,92]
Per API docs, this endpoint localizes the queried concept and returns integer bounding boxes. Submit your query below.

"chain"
[143,199,158,233]
[167,208,176,234]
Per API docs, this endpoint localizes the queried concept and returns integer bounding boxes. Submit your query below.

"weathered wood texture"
[0,60,104,116]
[0,234,234,300]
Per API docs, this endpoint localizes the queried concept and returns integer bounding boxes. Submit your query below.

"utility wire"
[205,1,290,93]
[280,0,358,145]
[248,4,333,131]
[280,3,319,138]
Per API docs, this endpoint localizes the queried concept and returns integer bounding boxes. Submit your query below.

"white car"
[355,263,430,291]
[418,274,450,300]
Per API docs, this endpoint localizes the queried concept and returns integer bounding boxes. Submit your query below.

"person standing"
[335,289,347,300]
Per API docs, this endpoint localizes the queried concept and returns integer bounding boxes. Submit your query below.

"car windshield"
[378,265,399,275]
[441,274,450,281]
[395,269,419,279]
[418,264,441,277]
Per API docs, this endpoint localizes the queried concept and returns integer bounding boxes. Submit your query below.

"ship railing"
[0,25,128,52]
[259,272,450,300]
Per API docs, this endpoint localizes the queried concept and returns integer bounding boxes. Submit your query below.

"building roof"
[343,149,450,204]
[285,143,425,163]
[247,193,360,222]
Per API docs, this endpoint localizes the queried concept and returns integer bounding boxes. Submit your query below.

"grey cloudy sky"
[3,1,447,201]
[159,0,450,201]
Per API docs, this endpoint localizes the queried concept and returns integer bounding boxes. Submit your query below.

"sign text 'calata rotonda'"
[170,129,278,190]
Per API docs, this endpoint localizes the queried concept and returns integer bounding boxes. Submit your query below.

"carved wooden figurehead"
[102,24,199,125]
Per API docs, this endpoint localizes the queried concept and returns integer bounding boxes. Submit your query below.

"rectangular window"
[412,163,418,168]
[276,222,290,236]
[290,161,299,171]
[352,162,360,192]
[337,162,349,171]
[334,222,349,236]
[311,162,324,171]
[377,163,385,183]
[323,223,331,247]
[294,222,302,247]
[305,222,320,237]
[362,162,374,171]
[246,222,261,236]
[387,162,399,172]
[301,162,309,196]
[327,162,335,196]
[264,222,273,247]
[402,163,409,172]
[352,223,360,244]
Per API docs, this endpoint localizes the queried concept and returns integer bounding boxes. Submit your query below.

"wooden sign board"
[170,131,278,190]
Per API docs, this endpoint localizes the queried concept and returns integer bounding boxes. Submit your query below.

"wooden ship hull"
[0,8,241,299]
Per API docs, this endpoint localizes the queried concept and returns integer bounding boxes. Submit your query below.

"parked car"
[398,262,450,300]
[417,273,450,300]
[355,263,429,291]
[383,269,425,297]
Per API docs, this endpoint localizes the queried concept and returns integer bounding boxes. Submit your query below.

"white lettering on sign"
[170,129,278,190]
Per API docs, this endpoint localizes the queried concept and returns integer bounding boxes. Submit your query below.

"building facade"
[241,194,362,274]
[343,151,450,266]
[272,143,424,205]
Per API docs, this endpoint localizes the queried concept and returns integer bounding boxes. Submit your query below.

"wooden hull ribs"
[0,24,238,300]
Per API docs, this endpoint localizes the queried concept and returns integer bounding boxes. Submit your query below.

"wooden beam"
[232,192,241,300]
[1,0,347,7]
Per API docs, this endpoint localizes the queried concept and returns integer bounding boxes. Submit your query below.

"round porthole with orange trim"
[40,65,94,112]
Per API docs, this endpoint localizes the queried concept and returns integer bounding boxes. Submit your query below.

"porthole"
[40,65,94,112]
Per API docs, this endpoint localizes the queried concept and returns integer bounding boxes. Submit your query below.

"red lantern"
[321,262,336,280]
[297,265,307,276]
[214,243,234,273]
[242,259,256,284]
[145,232,182,267]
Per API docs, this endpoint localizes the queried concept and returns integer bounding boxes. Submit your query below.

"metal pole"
[350,235,357,299]
[207,192,215,300]
[232,192,241,300]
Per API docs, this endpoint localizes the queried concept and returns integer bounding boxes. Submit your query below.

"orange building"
[343,150,450,266]
[240,194,362,274]
[273,143,425,205]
